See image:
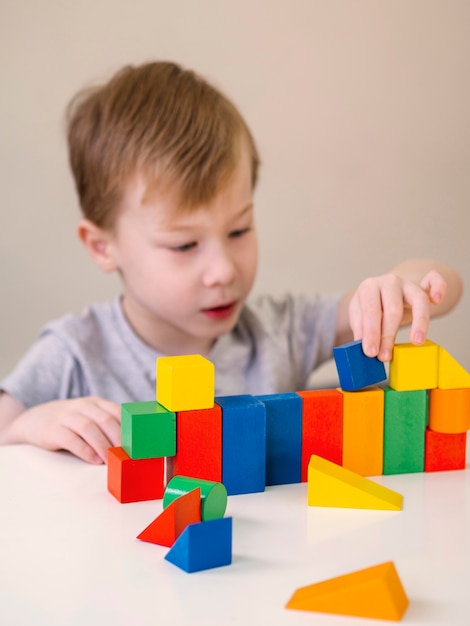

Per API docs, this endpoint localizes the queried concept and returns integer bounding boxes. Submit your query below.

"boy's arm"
[0,391,121,464]
[335,258,463,362]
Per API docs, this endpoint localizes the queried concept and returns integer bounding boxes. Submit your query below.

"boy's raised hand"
[348,269,448,362]
[0,395,121,464]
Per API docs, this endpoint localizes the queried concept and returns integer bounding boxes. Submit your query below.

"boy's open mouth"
[201,302,236,320]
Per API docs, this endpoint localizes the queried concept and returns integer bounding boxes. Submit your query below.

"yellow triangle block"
[438,346,470,389]
[286,561,409,621]
[308,455,403,510]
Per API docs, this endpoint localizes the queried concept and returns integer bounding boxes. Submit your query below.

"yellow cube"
[156,355,215,412]
[389,340,438,391]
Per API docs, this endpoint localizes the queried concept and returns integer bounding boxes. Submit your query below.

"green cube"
[121,401,176,460]
[383,388,428,474]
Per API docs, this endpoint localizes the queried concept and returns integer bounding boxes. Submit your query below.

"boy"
[0,62,462,464]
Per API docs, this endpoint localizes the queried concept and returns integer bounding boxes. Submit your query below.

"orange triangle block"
[438,346,470,389]
[137,487,201,547]
[286,561,409,621]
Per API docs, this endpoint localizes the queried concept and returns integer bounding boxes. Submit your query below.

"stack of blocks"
[331,338,470,478]
[138,475,232,573]
[109,340,469,504]
[108,354,233,572]
[107,340,470,579]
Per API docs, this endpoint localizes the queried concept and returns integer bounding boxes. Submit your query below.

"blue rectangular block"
[217,395,266,495]
[256,393,302,486]
[165,517,232,573]
[333,339,387,391]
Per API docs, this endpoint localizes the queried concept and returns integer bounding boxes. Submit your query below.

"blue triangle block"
[165,517,232,573]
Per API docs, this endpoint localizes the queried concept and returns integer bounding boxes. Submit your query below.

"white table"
[1,444,470,625]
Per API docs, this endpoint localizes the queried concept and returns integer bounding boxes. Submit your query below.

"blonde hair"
[66,61,260,228]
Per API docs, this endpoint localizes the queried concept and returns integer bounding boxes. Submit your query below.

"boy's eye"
[172,241,197,252]
[229,227,251,239]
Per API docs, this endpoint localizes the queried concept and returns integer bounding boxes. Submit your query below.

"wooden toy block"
[389,340,438,391]
[383,388,427,474]
[137,488,201,547]
[437,346,470,389]
[164,475,227,521]
[167,405,222,483]
[428,388,470,433]
[297,389,343,482]
[308,454,403,510]
[156,354,214,412]
[285,561,409,621]
[333,339,387,391]
[165,517,232,573]
[121,401,176,460]
[424,428,467,472]
[341,386,384,476]
[256,393,302,486]
[217,395,266,495]
[107,447,164,503]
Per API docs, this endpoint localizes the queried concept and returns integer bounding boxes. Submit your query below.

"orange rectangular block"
[428,388,470,434]
[341,387,384,476]
[298,389,343,482]
[107,447,164,503]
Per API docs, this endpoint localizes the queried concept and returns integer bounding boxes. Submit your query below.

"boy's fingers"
[94,398,121,420]
[55,426,104,464]
[90,405,121,447]
[376,285,404,361]
[355,280,383,357]
[398,280,431,345]
[80,398,121,447]
[420,270,447,305]
[62,408,118,462]
[348,296,363,342]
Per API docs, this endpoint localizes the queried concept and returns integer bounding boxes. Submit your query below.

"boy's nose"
[202,244,237,287]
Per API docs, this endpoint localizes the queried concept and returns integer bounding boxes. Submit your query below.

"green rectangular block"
[121,401,176,460]
[383,388,428,475]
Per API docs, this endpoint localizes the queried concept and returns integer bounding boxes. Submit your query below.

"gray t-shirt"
[0,293,341,408]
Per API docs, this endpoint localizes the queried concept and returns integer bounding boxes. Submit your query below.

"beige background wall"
[1,0,469,384]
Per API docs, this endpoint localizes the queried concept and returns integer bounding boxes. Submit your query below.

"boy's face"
[105,145,258,356]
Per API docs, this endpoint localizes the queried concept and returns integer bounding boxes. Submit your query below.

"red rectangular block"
[108,446,164,503]
[298,389,343,482]
[167,405,222,483]
[424,428,467,472]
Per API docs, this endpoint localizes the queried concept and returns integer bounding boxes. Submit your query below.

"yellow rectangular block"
[156,355,215,412]
[308,454,403,510]
[286,561,409,621]
[437,346,470,389]
[389,340,438,391]
[341,386,384,476]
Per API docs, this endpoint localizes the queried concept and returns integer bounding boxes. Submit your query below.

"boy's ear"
[77,219,118,273]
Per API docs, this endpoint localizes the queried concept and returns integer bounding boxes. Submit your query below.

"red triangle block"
[137,487,201,547]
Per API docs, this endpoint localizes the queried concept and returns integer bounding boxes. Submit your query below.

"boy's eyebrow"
[159,202,254,232]
[232,202,254,220]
